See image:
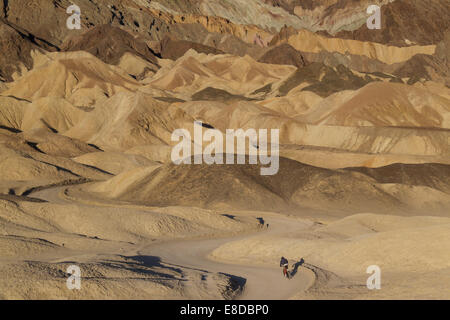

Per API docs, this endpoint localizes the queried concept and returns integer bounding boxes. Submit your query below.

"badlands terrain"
[0,0,449,299]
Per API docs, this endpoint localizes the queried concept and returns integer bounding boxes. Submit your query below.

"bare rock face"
[435,29,450,69]
[277,62,373,97]
[258,43,309,68]
[0,0,268,80]
[0,0,168,47]
[147,0,307,31]
[394,30,450,85]
[159,36,224,61]
[88,156,450,214]
[264,0,450,47]
[263,0,320,13]
[0,21,37,81]
[268,25,298,46]
[0,1,169,80]
[61,25,160,67]
[335,0,450,46]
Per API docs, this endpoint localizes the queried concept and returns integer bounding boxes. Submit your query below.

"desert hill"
[2,51,139,107]
[61,25,160,70]
[83,157,450,215]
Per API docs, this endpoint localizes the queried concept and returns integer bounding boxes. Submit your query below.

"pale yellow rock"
[282,29,436,64]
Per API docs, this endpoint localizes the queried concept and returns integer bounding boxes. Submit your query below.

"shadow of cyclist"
[289,258,305,278]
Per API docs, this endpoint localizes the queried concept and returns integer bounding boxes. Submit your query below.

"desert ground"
[0,0,449,300]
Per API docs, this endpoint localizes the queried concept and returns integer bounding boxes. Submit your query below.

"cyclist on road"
[280,257,289,278]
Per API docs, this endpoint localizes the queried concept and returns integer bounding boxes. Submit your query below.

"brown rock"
[61,25,159,67]
[335,0,450,46]
[258,43,308,68]
[159,36,224,61]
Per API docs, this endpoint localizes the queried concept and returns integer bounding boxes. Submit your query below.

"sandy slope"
[0,185,260,299]
[7,182,448,299]
[141,213,315,300]
[210,213,450,299]
[0,184,315,300]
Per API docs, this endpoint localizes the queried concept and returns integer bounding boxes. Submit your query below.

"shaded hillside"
[278,63,373,97]
[258,43,309,68]
[88,156,450,214]
[62,25,160,67]
[335,0,450,46]
[159,36,224,61]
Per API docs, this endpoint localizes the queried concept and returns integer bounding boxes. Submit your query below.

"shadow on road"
[289,258,305,278]
[219,272,247,293]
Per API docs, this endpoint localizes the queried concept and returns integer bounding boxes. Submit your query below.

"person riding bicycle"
[280,257,289,278]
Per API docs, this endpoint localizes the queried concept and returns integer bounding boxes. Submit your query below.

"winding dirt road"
[141,215,315,300]
[32,186,315,299]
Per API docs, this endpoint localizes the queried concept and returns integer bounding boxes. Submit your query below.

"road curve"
[32,186,314,299]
